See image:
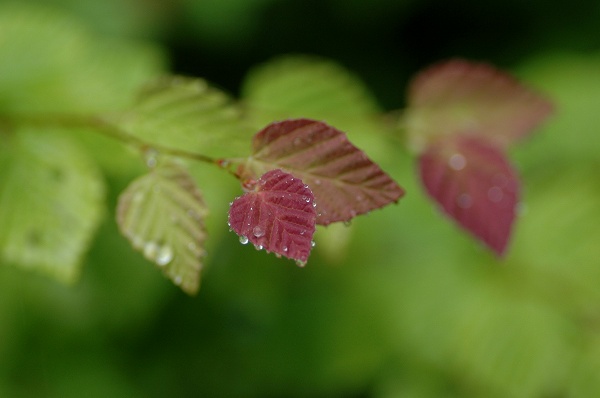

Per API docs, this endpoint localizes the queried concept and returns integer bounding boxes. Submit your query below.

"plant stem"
[1,112,227,168]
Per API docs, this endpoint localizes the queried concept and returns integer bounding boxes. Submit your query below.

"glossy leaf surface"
[228,169,316,264]
[419,136,520,255]
[241,119,404,225]
[117,160,208,295]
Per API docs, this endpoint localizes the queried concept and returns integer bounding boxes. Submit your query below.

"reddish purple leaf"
[419,135,520,256]
[228,169,317,265]
[240,119,405,225]
[405,59,554,151]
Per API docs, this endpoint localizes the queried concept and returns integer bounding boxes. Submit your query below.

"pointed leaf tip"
[419,136,520,256]
[242,119,405,225]
[406,59,554,151]
[117,161,208,295]
[228,169,317,264]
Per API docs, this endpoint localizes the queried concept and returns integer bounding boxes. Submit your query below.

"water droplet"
[302,195,310,203]
[448,153,467,171]
[254,244,263,250]
[295,260,307,268]
[229,201,233,206]
[156,245,174,266]
[457,193,473,209]
[143,241,159,259]
[343,220,352,227]
[145,148,159,168]
[312,202,317,208]
[487,186,504,203]
[253,225,265,238]
[239,235,249,245]
[283,246,288,252]
[311,241,316,248]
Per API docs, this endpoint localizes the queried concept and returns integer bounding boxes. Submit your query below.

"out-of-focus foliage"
[1,1,600,398]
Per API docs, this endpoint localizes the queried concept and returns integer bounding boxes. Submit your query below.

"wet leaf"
[418,135,520,255]
[241,119,404,225]
[115,76,251,158]
[117,160,208,295]
[0,128,105,282]
[404,59,554,152]
[228,169,316,265]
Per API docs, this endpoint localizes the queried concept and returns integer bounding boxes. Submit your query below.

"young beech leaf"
[241,55,381,131]
[240,119,404,225]
[419,135,520,256]
[115,76,250,158]
[0,128,104,283]
[228,169,316,265]
[117,160,208,295]
[404,59,554,152]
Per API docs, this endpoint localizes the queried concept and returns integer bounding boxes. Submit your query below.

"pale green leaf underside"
[115,76,251,158]
[241,55,385,138]
[117,161,208,295]
[0,128,105,283]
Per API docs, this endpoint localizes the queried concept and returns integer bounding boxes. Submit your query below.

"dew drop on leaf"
[448,153,467,171]
[252,225,265,238]
[156,245,174,266]
[239,235,249,244]
[295,260,307,267]
[143,241,159,259]
[487,186,504,202]
[457,193,473,209]
[145,148,159,168]
[311,241,316,248]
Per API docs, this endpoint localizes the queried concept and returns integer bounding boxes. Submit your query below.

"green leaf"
[115,76,251,158]
[241,55,388,146]
[0,127,105,283]
[116,160,208,295]
[0,3,166,114]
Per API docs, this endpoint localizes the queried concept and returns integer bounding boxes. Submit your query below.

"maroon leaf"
[228,169,317,265]
[240,119,405,225]
[405,59,554,151]
[419,135,520,256]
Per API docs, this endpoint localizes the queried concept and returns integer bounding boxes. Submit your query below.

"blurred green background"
[1,0,600,397]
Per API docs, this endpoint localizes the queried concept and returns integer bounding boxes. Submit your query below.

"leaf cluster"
[0,5,553,294]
